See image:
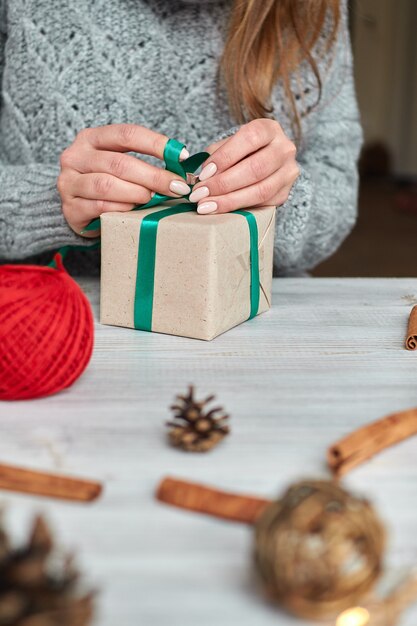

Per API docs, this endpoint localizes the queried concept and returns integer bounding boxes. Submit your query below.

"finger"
[196,166,295,215]
[75,173,153,205]
[205,136,229,155]
[63,199,135,236]
[190,142,284,201]
[79,124,189,161]
[199,120,280,180]
[252,184,294,208]
[73,198,135,218]
[72,150,191,197]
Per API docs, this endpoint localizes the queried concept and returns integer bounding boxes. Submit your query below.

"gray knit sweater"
[0,0,362,275]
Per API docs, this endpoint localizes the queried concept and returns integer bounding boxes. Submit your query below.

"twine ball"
[0,254,94,400]
[254,480,385,620]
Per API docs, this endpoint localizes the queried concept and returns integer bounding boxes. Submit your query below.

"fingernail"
[169,179,191,196]
[179,148,190,161]
[199,162,217,181]
[197,201,217,215]
[189,186,209,202]
[150,191,155,198]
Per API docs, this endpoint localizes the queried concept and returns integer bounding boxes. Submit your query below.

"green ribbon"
[82,138,261,333]
[233,210,260,320]
[134,204,195,331]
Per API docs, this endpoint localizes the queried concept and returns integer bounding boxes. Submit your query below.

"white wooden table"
[1,278,417,626]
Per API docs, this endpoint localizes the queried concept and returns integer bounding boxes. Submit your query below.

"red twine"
[0,254,94,400]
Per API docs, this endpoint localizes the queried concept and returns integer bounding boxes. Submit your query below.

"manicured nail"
[169,179,191,196]
[199,162,217,181]
[197,201,217,215]
[179,148,190,161]
[189,186,209,202]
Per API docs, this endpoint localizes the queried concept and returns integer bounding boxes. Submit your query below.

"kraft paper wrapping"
[100,204,276,340]
[406,305,417,350]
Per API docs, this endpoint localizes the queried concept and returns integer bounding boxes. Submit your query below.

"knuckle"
[249,155,267,181]
[284,140,297,159]
[214,175,229,196]
[150,168,164,191]
[77,128,91,142]
[109,154,127,178]
[137,187,151,204]
[61,201,71,219]
[283,163,300,185]
[244,126,261,149]
[152,134,163,157]
[268,118,282,133]
[247,118,269,143]
[56,174,65,194]
[62,202,82,233]
[247,118,263,131]
[59,149,72,169]
[118,124,136,144]
[293,163,301,180]
[57,172,72,196]
[217,150,233,169]
[276,190,290,206]
[95,199,106,213]
[93,175,113,197]
[257,180,275,203]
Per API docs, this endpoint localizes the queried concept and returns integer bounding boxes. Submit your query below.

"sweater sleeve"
[0,163,92,260]
[0,10,91,260]
[274,4,363,275]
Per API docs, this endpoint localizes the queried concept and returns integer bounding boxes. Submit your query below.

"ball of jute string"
[254,480,385,621]
[0,253,94,400]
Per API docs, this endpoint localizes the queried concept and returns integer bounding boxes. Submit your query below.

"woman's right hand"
[57,124,190,236]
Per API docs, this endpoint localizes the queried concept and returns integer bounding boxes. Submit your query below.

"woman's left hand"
[189,118,300,214]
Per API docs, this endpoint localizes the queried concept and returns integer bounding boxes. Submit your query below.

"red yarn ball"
[0,254,94,400]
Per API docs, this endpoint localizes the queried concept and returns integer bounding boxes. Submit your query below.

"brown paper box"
[100,203,276,340]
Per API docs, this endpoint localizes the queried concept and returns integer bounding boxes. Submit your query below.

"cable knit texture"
[0,0,362,275]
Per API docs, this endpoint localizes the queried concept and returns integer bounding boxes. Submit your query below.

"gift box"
[100,202,276,340]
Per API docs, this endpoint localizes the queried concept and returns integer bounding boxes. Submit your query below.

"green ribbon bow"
[85,138,260,333]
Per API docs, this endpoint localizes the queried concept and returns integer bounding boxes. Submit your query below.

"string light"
[336,607,371,626]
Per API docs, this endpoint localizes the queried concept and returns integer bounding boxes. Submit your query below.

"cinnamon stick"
[156,477,270,524]
[328,408,417,476]
[406,306,417,350]
[0,463,102,502]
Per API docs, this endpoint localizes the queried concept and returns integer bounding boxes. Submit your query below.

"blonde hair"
[220,0,341,135]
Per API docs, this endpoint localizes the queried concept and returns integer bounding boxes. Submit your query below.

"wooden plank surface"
[1,278,417,626]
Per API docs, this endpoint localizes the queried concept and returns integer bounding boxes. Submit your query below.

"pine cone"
[0,514,94,626]
[167,386,230,452]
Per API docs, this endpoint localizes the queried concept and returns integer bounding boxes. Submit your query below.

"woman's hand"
[189,119,300,214]
[58,124,190,236]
